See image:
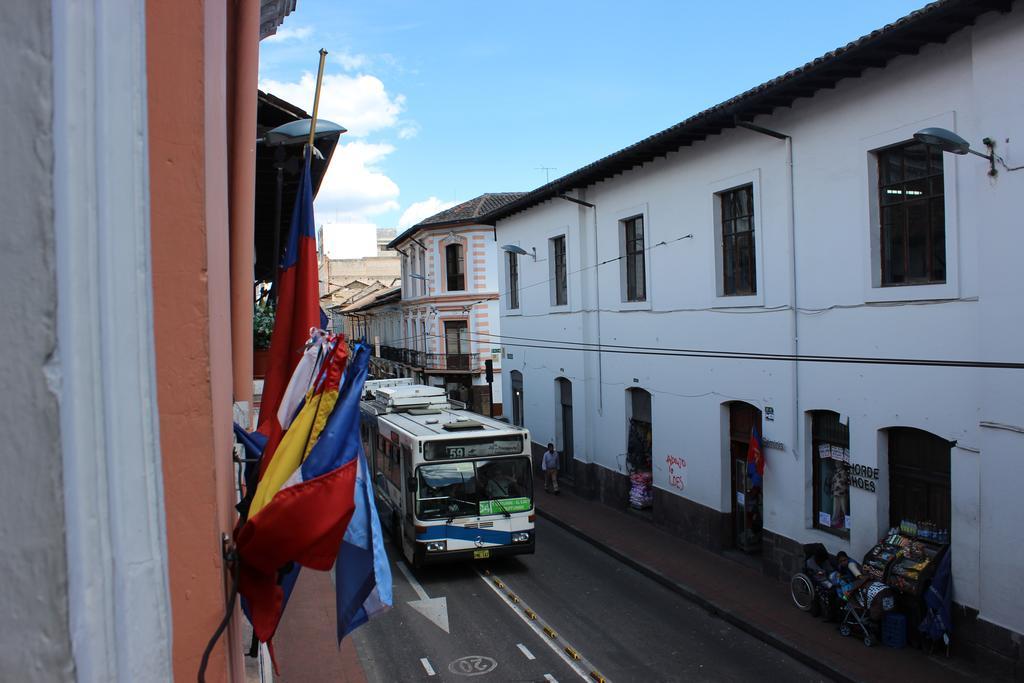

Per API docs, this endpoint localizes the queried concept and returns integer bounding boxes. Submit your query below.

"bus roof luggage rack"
[443,419,484,431]
[372,384,448,412]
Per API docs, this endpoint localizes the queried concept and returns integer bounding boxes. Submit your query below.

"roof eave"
[486,0,1013,223]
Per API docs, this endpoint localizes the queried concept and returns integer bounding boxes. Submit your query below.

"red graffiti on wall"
[666,454,687,491]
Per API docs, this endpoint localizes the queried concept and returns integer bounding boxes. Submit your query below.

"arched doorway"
[887,428,951,536]
[510,370,524,427]
[727,402,763,553]
[555,378,574,483]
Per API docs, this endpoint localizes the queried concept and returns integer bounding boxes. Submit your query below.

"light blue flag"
[335,435,393,639]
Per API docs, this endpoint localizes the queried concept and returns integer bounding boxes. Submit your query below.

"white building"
[344,194,525,416]
[491,0,1024,667]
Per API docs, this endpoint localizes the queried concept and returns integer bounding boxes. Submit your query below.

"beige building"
[350,193,525,416]
[318,228,400,328]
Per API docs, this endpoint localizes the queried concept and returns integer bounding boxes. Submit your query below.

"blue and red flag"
[257,151,322,478]
[747,426,765,487]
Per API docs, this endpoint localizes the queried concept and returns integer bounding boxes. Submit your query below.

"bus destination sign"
[479,497,531,515]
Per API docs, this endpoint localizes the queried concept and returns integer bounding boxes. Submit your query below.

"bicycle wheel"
[790,573,815,611]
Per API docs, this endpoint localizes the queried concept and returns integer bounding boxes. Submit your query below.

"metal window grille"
[878,142,945,285]
[508,251,519,309]
[624,216,646,301]
[552,236,567,306]
[720,185,756,296]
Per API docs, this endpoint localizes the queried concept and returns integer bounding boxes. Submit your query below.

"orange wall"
[147,0,241,680]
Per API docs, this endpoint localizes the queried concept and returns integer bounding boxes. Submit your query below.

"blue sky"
[259,0,927,257]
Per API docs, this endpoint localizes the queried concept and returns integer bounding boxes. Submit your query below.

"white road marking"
[396,561,429,600]
[397,561,450,633]
[517,643,536,660]
[544,675,558,682]
[420,658,436,676]
[476,570,595,682]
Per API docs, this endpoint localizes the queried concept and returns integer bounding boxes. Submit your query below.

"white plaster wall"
[498,8,1024,626]
[969,7,1024,636]
[0,3,74,680]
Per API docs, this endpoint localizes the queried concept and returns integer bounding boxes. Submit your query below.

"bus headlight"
[511,532,531,543]
[426,541,447,552]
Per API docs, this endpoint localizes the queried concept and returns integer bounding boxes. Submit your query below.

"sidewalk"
[274,569,367,683]
[535,480,982,683]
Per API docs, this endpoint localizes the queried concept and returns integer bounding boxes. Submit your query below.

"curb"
[536,506,857,683]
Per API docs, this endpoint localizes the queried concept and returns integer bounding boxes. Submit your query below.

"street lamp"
[262,117,347,300]
[501,244,536,261]
[262,118,347,149]
[914,127,996,176]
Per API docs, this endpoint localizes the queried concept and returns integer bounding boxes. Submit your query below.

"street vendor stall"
[860,523,950,648]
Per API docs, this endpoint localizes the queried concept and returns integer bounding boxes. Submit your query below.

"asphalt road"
[352,518,830,682]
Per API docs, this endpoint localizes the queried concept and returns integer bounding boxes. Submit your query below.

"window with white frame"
[551,235,567,306]
[446,243,465,291]
[718,184,756,296]
[418,249,427,296]
[507,251,520,310]
[622,215,646,302]
[876,141,945,286]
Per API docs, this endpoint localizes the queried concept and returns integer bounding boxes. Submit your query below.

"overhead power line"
[423,330,1024,370]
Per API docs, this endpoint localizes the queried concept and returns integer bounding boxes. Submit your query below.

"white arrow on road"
[396,561,450,633]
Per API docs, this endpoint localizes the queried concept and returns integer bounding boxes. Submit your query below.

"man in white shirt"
[542,442,560,494]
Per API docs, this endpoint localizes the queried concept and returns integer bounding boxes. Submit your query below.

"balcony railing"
[423,352,479,372]
[376,346,479,372]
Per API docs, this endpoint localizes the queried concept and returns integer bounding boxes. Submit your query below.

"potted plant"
[253,300,275,378]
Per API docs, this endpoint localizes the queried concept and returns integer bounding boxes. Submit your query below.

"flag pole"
[308,48,329,153]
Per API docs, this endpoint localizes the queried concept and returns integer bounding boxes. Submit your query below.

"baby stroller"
[789,543,839,619]
[835,575,898,647]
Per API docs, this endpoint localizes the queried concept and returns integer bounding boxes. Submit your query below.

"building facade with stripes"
[371,194,525,416]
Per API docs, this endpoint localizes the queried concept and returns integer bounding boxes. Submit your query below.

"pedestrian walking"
[542,442,560,494]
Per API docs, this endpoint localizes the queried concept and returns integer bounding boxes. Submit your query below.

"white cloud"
[314,140,400,220]
[398,197,459,230]
[397,123,420,140]
[259,72,405,138]
[320,221,378,259]
[334,51,369,72]
[264,25,312,42]
[260,67,425,246]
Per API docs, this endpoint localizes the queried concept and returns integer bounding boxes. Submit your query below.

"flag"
[335,445,393,640]
[247,342,347,518]
[747,426,764,487]
[257,150,322,480]
[237,332,332,522]
[233,422,267,494]
[236,343,370,643]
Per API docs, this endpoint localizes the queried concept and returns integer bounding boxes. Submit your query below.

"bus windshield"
[416,457,533,520]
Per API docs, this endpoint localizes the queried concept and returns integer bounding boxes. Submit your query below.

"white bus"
[359,378,535,567]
